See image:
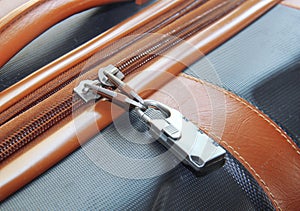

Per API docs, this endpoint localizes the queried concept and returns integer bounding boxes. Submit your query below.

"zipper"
[73,68,226,175]
[0,0,245,162]
[0,0,204,126]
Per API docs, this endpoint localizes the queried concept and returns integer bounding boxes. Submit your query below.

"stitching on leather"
[0,0,49,34]
[180,73,300,155]
[179,73,300,210]
[198,127,281,210]
[220,141,281,210]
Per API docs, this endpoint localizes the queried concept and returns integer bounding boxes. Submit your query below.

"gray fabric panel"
[0,1,152,91]
[1,111,270,210]
[1,3,300,211]
[187,5,300,146]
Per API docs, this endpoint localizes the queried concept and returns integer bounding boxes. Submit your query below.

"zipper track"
[117,1,229,74]
[0,0,204,126]
[0,0,245,162]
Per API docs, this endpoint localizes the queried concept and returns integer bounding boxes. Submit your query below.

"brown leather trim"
[0,0,133,68]
[0,0,282,203]
[0,0,147,23]
[0,0,281,203]
[135,0,148,5]
[281,0,300,10]
[0,0,182,113]
[151,73,300,211]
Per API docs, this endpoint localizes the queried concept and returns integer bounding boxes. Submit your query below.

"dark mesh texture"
[186,5,300,147]
[1,111,274,210]
[2,2,300,211]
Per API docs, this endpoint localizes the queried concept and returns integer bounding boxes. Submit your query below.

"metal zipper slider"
[103,68,145,106]
[84,82,145,109]
[136,100,226,175]
[74,79,145,109]
[74,65,145,108]
[74,65,225,175]
[73,80,101,103]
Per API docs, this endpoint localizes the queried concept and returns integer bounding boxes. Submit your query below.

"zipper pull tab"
[74,79,145,109]
[85,82,145,109]
[136,100,226,175]
[103,66,145,106]
[98,64,125,87]
[73,80,101,103]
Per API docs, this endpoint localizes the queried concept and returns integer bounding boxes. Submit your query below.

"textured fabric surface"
[1,111,273,210]
[1,3,300,211]
[187,5,300,147]
[0,1,152,91]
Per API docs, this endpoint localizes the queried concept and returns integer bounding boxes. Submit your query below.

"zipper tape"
[0,0,229,154]
[0,0,149,68]
[0,0,284,205]
[0,0,186,114]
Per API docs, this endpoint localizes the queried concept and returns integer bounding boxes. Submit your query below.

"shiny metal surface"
[73,80,101,102]
[98,64,125,87]
[136,100,226,174]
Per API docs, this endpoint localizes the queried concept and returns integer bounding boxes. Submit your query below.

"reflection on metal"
[74,65,225,175]
[136,100,226,175]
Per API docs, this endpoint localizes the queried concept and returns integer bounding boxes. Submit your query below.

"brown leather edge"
[0,0,284,206]
[0,0,29,19]
[0,0,182,113]
[281,0,300,10]
[0,0,133,68]
[175,73,300,211]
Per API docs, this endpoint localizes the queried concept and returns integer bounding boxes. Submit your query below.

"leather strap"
[151,73,300,211]
[0,0,282,203]
[0,0,133,68]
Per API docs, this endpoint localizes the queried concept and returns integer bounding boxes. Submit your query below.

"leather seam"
[201,127,281,210]
[193,123,281,210]
[179,72,300,210]
[219,140,281,210]
[180,73,300,155]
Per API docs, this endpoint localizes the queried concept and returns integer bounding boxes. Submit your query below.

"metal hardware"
[73,80,101,102]
[86,82,145,109]
[136,100,226,174]
[74,65,225,175]
[74,79,144,109]
[74,65,146,108]
[103,68,145,106]
[98,64,125,87]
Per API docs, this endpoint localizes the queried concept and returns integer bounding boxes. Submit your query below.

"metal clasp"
[98,64,125,87]
[74,65,226,175]
[136,100,226,175]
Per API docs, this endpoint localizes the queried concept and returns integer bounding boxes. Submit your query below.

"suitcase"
[0,0,299,210]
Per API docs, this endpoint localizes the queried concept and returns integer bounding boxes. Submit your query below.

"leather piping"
[151,73,300,211]
[0,0,134,68]
[0,0,183,113]
[0,0,282,204]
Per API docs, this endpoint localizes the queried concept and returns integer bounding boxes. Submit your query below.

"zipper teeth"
[0,74,79,125]
[0,0,204,126]
[0,98,82,161]
[0,0,245,162]
[116,0,240,73]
